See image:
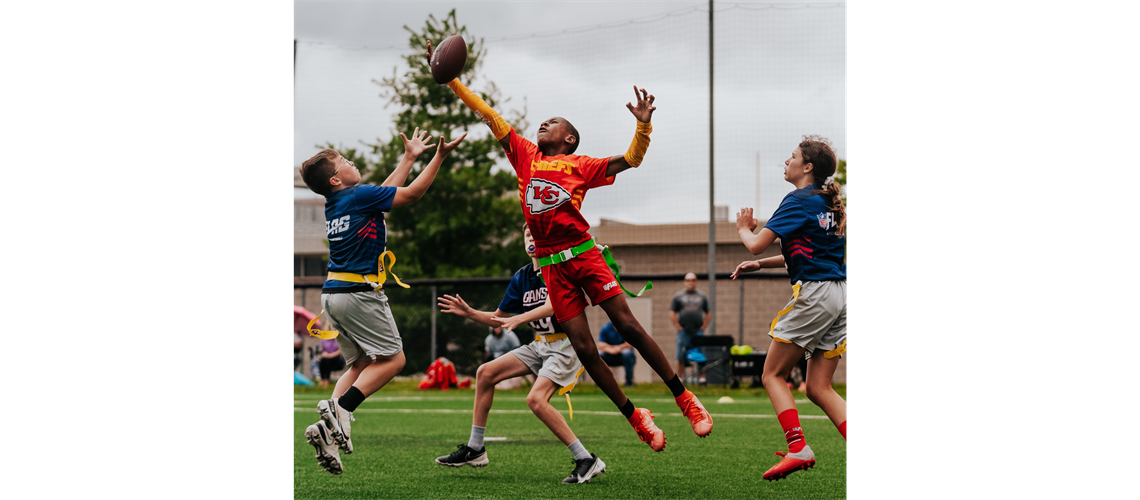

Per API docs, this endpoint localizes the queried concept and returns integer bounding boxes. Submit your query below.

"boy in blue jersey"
[434,223,605,484]
[298,128,466,475]
[731,135,847,481]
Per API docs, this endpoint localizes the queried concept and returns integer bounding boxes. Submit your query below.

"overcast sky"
[295,0,845,224]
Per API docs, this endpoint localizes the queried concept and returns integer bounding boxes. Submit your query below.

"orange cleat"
[627,408,666,451]
[675,390,713,437]
[763,445,815,481]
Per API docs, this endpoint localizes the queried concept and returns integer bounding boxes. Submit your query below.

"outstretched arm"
[426,40,513,152]
[392,133,467,207]
[731,255,785,279]
[438,293,508,328]
[605,86,657,177]
[491,294,554,333]
[736,207,779,255]
[382,128,435,187]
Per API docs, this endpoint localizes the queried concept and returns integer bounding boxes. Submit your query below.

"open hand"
[736,207,758,232]
[438,294,472,318]
[625,85,656,123]
[492,314,527,334]
[730,260,761,280]
[436,132,468,157]
[400,127,436,157]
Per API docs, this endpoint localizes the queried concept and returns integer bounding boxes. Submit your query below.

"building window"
[296,256,328,277]
[304,256,327,277]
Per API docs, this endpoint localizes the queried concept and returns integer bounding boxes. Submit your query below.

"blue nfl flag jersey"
[764,185,846,284]
[498,263,562,336]
[322,185,397,293]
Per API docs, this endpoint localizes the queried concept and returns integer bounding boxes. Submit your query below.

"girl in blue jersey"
[731,135,847,481]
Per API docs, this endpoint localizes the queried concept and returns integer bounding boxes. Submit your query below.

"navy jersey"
[322,185,397,293]
[497,263,563,335]
[764,185,846,284]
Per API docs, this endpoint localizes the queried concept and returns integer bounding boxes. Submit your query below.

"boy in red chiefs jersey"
[426,41,712,451]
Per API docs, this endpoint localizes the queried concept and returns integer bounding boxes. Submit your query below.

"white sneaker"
[563,454,606,484]
[317,398,354,454]
[305,420,343,475]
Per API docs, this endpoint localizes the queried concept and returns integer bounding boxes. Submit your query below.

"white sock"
[567,439,590,460]
[467,425,485,450]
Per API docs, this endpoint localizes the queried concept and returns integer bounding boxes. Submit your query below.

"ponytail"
[815,181,846,237]
[799,134,845,237]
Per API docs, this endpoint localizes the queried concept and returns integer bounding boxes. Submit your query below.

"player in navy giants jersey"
[731,135,847,481]
[496,261,560,332]
[435,223,604,484]
[298,128,466,475]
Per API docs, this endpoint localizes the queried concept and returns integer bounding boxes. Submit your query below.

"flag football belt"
[560,366,587,420]
[535,239,653,297]
[325,250,410,291]
[534,333,567,343]
[308,251,410,340]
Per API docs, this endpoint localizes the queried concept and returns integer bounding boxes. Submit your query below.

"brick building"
[294,167,846,383]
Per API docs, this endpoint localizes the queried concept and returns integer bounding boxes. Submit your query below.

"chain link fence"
[295,271,845,384]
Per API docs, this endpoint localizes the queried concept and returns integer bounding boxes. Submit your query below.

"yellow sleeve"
[623,120,652,167]
[447,80,512,141]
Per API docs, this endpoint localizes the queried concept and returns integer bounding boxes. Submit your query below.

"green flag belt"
[536,238,652,298]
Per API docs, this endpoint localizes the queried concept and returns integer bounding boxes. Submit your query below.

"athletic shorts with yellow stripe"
[769,280,846,360]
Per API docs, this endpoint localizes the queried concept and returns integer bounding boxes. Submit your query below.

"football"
[430,35,467,84]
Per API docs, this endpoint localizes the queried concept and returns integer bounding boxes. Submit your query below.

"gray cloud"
[296,1,845,224]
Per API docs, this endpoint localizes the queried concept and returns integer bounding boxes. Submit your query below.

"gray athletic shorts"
[507,335,584,389]
[769,280,846,360]
[321,290,402,365]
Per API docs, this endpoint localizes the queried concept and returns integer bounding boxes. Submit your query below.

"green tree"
[326,9,528,279]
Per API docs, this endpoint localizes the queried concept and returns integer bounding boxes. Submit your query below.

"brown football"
[430,35,467,84]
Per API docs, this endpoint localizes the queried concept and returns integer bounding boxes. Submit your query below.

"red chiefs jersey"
[506,129,615,251]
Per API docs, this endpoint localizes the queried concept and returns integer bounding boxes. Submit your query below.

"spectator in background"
[597,322,636,387]
[318,337,346,387]
[484,326,520,362]
[670,273,710,382]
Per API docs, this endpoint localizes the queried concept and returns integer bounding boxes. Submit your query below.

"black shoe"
[563,453,606,484]
[435,444,488,467]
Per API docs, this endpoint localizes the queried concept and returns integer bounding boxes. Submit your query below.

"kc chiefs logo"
[525,178,572,214]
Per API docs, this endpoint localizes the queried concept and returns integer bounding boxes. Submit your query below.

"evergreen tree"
[326,9,528,279]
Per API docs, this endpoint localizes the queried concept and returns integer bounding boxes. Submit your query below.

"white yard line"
[294,396,528,404]
[292,407,832,419]
[652,399,812,404]
[295,397,812,405]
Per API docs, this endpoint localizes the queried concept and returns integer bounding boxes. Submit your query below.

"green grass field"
[295,381,846,499]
